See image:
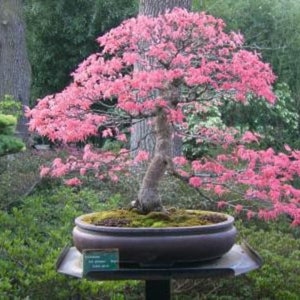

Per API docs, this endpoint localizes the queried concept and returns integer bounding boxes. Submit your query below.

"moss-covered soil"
[81,209,228,228]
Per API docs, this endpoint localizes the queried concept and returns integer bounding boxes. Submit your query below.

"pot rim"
[74,210,235,235]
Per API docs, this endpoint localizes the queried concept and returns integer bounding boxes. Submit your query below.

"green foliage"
[0,185,141,299]
[0,95,25,156]
[0,150,57,210]
[0,151,142,298]
[24,0,138,102]
[183,101,225,159]
[173,218,300,299]
[0,114,17,134]
[0,95,22,117]
[0,132,25,157]
[222,83,299,149]
[236,220,300,299]
[182,82,299,159]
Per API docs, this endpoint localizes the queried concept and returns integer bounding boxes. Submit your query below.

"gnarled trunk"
[137,108,173,212]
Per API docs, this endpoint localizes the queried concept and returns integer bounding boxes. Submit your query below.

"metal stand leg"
[145,280,171,300]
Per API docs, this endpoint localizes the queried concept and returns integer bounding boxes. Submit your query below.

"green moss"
[81,209,228,228]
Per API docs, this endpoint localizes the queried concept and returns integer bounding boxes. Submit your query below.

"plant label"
[83,249,119,276]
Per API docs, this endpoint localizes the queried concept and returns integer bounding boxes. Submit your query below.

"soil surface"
[82,209,228,228]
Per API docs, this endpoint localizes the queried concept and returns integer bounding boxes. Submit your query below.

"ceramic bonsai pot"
[73,211,236,267]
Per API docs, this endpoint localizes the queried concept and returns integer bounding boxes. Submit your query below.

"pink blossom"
[134,151,150,163]
[241,131,260,143]
[40,167,51,177]
[80,168,87,176]
[214,185,225,196]
[116,134,127,142]
[65,177,82,186]
[109,173,119,182]
[173,156,188,166]
[235,205,243,213]
[247,210,255,220]
[102,128,114,138]
[176,169,190,178]
[192,160,203,172]
[217,201,228,209]
[189,177,202,188]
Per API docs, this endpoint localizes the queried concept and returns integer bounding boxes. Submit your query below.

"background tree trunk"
[139,0,192,16]
[0,0,31,140]
[130,0,192,157]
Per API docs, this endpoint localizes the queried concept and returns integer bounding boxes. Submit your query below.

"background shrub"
[0,184,142,299]
[173,218,300,300]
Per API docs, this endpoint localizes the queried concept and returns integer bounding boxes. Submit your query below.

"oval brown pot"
[73,211,237,266]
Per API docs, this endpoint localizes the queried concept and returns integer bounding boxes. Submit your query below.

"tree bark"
[0,0,31,140]
[139,0,192,16]
[130,0,192,158]
[137,108,173,212]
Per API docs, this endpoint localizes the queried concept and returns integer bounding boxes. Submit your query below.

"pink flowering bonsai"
[27,9,300,225]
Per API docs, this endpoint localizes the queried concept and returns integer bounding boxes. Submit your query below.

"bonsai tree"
[27,9,300,225]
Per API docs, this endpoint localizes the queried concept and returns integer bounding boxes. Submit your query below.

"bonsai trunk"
[136,108,173,213]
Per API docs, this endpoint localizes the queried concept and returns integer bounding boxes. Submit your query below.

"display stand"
[56,243,262,300]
